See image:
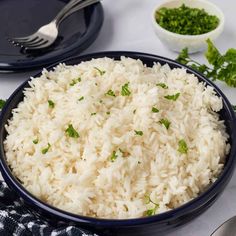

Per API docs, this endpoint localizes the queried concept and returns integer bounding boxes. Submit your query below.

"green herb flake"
[133,109,136,114]
[91,112,96,116]
[134,130,143,136]
[152,107,159,113]
[138,161,141,164]
[99,100,103,103]
[65,124,79,138]
[70,77,81,86]
[164,93,180,101]
[145,195,159,216]
[106,111,110,115]
[110,151,118,162]
[0,99,6,110]
[41,143,51,154]
[78,96,84,101]
[121,83,131,96]
[32,139,39,144]
[48,100,55,108]
[232,105,236,111]
[156,83,168,89]
[105,89,116,97]
[159,118,171,129]
[178,139,188,154]
[94,67,106,76]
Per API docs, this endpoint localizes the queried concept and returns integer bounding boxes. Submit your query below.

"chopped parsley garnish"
[70,77,81,86]
[65,124,79,138]
[138,161,141,164]
[32,139,39,144]
[0,99,6,109]
[134,130,143,136]
[106,111,110,115]
[145,195,159,216]
[159,118,171,129]
[106,89,116,97]
[152,107,159,113]
[121,83,131,96]
[110,151,118,162]
[232,105,236,111]
[178,139,188,154]
[164,93,180,101]
[91,112,96,116]
[94,67,106,76]
[155,4,219,35]
[48,100,55,108]
[156,83,168,89]
[78,96,84,101]
[99,100,103,103]
[133,109,136,114]
[41,143,51,154]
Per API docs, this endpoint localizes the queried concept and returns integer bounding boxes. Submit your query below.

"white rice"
[4,57,229,219]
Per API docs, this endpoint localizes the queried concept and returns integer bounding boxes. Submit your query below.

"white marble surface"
[0,0,236,235]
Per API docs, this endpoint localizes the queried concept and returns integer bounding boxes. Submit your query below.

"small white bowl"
[152,0,225,53]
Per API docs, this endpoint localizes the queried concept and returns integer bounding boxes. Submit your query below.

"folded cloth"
[0,181,98,236]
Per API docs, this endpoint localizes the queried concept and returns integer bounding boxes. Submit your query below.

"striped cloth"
[0,181,98,236]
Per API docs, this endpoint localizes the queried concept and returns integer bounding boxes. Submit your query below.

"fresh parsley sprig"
[176,39,236,87]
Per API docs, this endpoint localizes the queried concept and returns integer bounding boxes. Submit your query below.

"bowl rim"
[0,51,236,227]
[151,0,225,39]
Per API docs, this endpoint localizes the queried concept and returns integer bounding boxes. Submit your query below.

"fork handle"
[56,0,100,25]
[54,0,83,24]
[54,0,99,26]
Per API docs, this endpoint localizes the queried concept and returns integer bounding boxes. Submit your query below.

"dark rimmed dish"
[0,52,236,236]
[0,0,103,72]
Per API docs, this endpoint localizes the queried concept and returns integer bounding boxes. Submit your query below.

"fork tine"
[19,38,44,47]
[25,40,52,50]
[11,35,38,43]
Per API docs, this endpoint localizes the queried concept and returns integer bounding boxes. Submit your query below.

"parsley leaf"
[156,83,168,89]
[65,124,79,138]
[41,143,51,154]
[164,93,180,101]
[0,99,6,110]
[110,151,118,162]
[106,111,110,115]
[78,96,84,101]
[178,139,188,154]
[232,105,236,112]
[94,67,106,76]
[106,89,116,97]
[121,83,131,96]
[145,195,159,216]
[152,107,159,113]
[91,112,96,116]
[48,100,55,108]
[33,139,39,144]
[70,78,81,86]
[134,130,143,136]
[159,118,171,129]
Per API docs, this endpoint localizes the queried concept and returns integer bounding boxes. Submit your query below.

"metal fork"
[9,0,100,50]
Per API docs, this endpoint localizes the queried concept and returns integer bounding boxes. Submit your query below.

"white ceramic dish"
[152,0,225,53]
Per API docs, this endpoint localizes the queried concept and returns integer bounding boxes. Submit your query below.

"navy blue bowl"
[0,52,236,236]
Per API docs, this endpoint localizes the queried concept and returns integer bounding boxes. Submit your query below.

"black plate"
[0,51,236,236]
[0,0,103,72]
